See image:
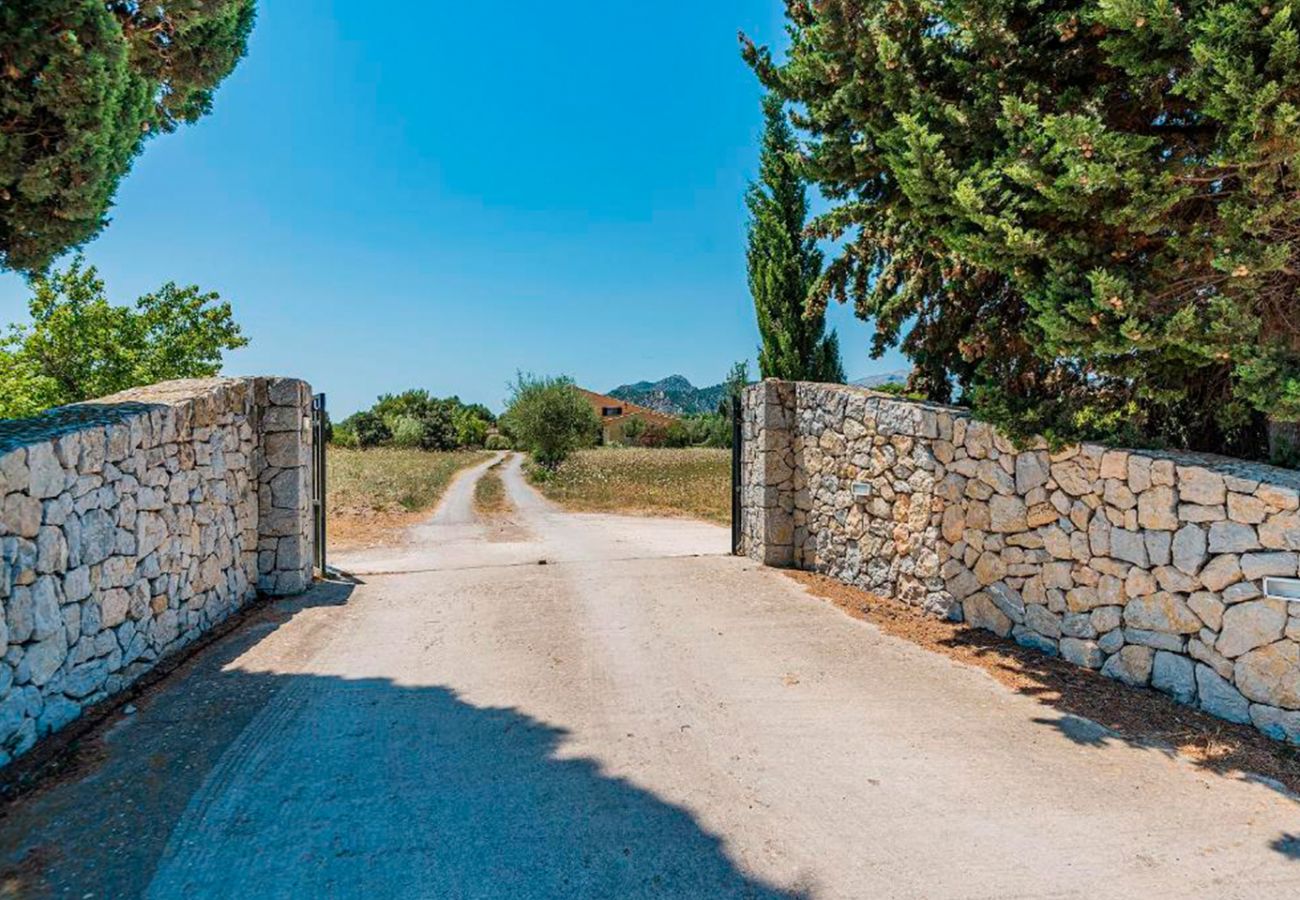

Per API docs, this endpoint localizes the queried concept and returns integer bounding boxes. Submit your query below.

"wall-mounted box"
[1263,577,1300,601]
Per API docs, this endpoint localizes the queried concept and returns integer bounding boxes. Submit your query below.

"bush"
[331,423,360,449]
[502,373,599,468]
[622,416,648,444]
[349,411,392,448]
[455,409,489,448]
[485,434,511,451]
[389,415,426,449]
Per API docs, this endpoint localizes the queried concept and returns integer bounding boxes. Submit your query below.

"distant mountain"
[851,369,911,389]
[608,375,726,416]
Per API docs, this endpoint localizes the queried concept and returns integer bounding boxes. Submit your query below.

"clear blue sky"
[0,0,906,416]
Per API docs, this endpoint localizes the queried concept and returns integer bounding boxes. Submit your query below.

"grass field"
[327,447,489,549]
[530,448,730,523]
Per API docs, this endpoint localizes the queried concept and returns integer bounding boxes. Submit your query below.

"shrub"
[502,373,599,468]
[331,423,360,449]
[622,416,648,444]
[485,434,511,451]
[389,415,426,449]
[455,409,489,448]
[349,411,391,448]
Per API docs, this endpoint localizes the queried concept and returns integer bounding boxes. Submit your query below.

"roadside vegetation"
[0,258,246,420]
[529,448,729,524]
[332,389,498,451]
[473,458,511,517]
[499,372,599,468]
[327,447,489,549]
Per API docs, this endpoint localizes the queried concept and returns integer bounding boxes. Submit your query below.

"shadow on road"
[0,583,807,899]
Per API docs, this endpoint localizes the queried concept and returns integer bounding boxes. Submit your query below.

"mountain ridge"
[607,375,726,416]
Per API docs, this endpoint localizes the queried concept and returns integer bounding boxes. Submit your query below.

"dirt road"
[2,453,1298,898]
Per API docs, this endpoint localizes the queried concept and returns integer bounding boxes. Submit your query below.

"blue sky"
[0,0,906,416]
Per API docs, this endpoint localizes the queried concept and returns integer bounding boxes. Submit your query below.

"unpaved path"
[2,453,1298,898]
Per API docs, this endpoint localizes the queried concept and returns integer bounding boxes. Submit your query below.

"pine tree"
[747,94,844,384]
[744,0,1300,457]
[0,1,257,273]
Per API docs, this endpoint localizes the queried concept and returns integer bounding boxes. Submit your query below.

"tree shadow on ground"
[0,582,808,900]
[1274,834,1300,860]
[785,571,1300,863]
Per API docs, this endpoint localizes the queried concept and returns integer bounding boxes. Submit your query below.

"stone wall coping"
[0,377,307,455]
[769,379,1300,490]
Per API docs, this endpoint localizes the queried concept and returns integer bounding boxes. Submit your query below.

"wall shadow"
[936,627,1300,811]
[0,582,806,899]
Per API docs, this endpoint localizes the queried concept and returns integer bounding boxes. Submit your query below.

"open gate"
[311,393,328,575]
[731,394,743,555]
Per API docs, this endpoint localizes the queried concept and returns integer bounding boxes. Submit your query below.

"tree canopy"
[0,257,246,418]
[0,1,256,273]
[745,0,1300,457]
[747,94,844,384]
[335,390,496,451]
[500,373,599,468]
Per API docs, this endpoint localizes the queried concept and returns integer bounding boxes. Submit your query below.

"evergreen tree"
[745,0,1300,457]
[747,94,844,384]
[0,1,257,273]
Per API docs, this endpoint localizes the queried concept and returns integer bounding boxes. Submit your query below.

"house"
[576,388,679,445]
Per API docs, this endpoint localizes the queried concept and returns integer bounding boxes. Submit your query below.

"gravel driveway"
[2,453,1298,898]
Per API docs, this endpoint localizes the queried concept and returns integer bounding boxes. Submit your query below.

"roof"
[576,388,679,428]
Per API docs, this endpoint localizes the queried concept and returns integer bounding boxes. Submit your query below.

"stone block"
[1217,600,1287,658]
[1152,651,1197,705]
[1102,645,1154,687]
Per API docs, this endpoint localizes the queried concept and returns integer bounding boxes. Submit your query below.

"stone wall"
[741,380,1300,744]
[0,378,315,764]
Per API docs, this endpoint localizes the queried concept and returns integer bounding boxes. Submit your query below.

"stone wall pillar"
[253,378,314,596]
[741,380,796,567]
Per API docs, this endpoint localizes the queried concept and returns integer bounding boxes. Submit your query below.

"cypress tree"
[0,1,257,273]
[747,94,844,384]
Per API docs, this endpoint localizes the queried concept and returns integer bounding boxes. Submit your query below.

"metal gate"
[731,394,743,555]
[311,393,328,575]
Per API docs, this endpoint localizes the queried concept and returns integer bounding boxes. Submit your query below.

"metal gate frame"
[311,393,327,575]
[731,393,743,555]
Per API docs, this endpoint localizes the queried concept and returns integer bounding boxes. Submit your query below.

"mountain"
[608,375,726,416]
[851,369,911,389]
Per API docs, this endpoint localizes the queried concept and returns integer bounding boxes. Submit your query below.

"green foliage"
[335,389,493,452]
[0,1,257,273]
[745,0,1300,457]
[747,95,844,384]
[718,360,752,416]
[501,372,599,468]
[454,408,489,448]
[484,433,511,451]
[0,257,246,419]
[389,415,426,449]
[331,423,360,449]
[622,416,648,444]
[347,411,391,449]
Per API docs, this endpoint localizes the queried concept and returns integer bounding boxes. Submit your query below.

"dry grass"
[788,570,1300,796]
[531,448,730,523]
[473,459,510,517]
[327,447,489,550]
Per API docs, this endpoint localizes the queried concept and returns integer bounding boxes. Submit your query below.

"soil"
[786,570,1300,796]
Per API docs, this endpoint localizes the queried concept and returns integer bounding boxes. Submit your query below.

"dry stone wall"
[741,380,1300,744]
[0,378,314,765]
